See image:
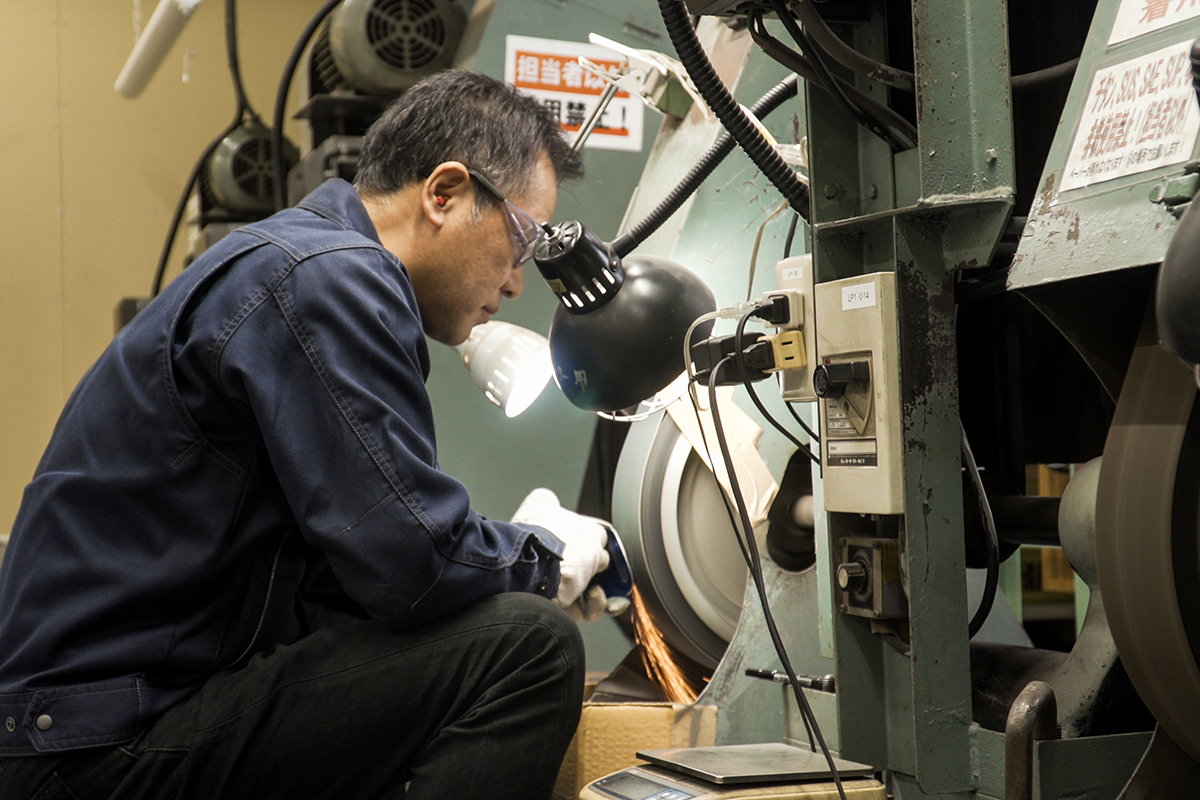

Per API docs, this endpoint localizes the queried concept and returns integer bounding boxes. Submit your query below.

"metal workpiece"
[1004,681,1059,800]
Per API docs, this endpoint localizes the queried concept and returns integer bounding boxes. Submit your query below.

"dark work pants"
[0,593,585,800]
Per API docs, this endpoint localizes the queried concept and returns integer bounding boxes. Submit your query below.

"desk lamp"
[534,220,716,412]
[455,321,553,418]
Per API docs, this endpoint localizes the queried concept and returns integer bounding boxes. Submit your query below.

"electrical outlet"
[774,255,819,402]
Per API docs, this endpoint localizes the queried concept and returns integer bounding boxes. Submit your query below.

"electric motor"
[329,0,467,96]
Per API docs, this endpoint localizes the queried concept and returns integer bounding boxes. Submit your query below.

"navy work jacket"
[0,179,563,755]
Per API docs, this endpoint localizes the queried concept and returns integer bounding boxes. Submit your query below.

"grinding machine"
[573,0,1200,798]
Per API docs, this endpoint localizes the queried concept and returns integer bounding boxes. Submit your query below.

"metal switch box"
[814,272,904,514]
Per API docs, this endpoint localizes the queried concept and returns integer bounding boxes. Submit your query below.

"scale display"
[592,770,696,800]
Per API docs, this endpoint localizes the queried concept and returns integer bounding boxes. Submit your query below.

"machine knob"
[813,360,870,399]
[837,560,869,593]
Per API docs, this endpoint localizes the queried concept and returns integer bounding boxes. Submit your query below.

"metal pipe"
[572,81,619,152]
[1005,680,1059,800]
[115,0,205,98]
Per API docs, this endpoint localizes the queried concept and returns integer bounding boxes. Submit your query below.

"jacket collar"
[296,179,382,247]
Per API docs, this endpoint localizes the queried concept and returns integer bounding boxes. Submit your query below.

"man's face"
[417,153,558,346]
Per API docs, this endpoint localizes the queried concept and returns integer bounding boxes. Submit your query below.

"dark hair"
[354,70,583,210]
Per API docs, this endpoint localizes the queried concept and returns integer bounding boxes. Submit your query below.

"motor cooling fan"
[328,0,467,96]
[207,124,299,215]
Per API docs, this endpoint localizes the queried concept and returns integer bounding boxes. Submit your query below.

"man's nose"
[502,265,524,300]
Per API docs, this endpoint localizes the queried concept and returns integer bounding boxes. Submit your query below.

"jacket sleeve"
[215,244,563,631]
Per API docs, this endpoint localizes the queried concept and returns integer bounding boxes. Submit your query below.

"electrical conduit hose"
[657,0,812,220]
[611,74,800,258]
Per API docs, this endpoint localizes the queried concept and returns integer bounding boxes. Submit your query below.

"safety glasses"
[468,169,546,268]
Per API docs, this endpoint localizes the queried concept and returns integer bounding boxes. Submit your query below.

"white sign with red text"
[1060,40,1200,191]
[1109,0,1200,46]
[504,35,644,153]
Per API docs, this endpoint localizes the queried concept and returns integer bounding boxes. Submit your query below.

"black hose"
[748,12,917,148]
[962,421,1000,639]
[224,0,258,120]
[272,0,343,211]
[150,119,241,297]
[792,0,914,92]
[610,75,800,258]
[657,0,811,218]
[1010,58,1079,94]
[768,0,908,152]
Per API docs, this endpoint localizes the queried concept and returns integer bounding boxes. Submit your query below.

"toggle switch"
[813,360,871,399]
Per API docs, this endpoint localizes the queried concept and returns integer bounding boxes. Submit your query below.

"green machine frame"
[649,0,1200,797]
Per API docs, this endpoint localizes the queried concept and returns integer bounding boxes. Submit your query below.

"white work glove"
[512,488,611,621]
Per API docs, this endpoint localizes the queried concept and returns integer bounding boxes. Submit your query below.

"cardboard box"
[553,702,717,800]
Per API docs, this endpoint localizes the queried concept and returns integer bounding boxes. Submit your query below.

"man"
[0,70,612,799]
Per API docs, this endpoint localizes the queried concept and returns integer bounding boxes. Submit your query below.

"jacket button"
[36,715,52,731]
[538,577,549,592]
[4,717,14,733]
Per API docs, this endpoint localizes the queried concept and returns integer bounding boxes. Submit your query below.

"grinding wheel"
[611,410,750,668]
[1096,334,1200,762]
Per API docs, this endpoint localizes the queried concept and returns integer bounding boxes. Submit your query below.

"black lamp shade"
[548,254,716,412]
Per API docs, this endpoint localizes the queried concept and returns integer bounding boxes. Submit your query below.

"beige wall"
[0,1,318,539]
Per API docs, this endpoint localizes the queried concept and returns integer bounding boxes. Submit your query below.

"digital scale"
[579,743,886,800]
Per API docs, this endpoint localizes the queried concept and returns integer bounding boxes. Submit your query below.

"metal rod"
[572,80,619,152]
[1005,681,1059,800]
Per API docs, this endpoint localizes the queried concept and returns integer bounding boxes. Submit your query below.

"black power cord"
[272,0,343,212]
[746,10,917,149]
[961,421,1000,638]
[224,0,262,124]
[149,122,241,297]
[783,210,801,259]
[767,0,909,153]
[734,306,820,465]
[151,0,261,298]
[707,358,847,800]
[786,400,821,445]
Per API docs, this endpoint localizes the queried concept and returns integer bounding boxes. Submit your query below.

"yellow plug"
[768,330,807,372]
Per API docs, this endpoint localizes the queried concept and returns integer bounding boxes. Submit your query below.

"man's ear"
[422,161,472,228]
